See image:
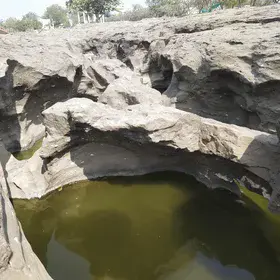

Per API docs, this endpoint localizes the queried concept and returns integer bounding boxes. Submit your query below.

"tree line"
[0,5,69,32]
[112,0,279,21]
[0,0,278,32]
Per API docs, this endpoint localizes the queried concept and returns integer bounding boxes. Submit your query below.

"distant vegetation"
[0,12,42,32]
[43,4,69,27]
[0,0,278,32]
[0,5,70,32]
[66,0,121,22]
[107,4,153,21]
[109,0,279,21]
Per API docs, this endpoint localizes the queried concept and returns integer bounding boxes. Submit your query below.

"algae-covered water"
[14,172,280,280]
[13,138,43,160]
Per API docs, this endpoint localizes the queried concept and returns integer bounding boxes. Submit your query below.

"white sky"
[0,0,147,20]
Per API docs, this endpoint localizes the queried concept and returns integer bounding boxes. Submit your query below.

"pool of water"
[13,138,43,160]
[14,172,280,280]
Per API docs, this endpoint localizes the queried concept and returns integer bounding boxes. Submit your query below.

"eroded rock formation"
[0,5,280,279]
[39,98,277,206]
[1,5,279,153]
[0,187,51,279]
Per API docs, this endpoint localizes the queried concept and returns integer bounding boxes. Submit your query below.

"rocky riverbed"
[0,4,280,279]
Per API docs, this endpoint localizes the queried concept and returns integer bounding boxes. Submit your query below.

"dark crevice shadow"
[173,68,260,128]
[20,75,71,150]
[0,60,20,251]
[0,192,10,244]
[0,60,21,153]
[70,66,83,98]
[169,67,280,133]
[104,170,198,187]
[116,40,135,71]
[239,133,280,213]
[116,39,151,72]
[147,55,174,93]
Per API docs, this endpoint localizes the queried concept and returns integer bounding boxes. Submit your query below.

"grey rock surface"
[99,76,165,109]
[77,58,135,100]
[0,142,51,279]
[0,186,51,280]
[162,21,280,134]
[40,98,278,210]
[1,5,280,153]
[4,150,47,199]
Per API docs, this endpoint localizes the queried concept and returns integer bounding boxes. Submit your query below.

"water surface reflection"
[14,172,280,280]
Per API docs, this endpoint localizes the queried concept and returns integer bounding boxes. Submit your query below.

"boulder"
[99,76,165,109]
[40,98,278,210]
[77,58,135,100]
[4,150,47,199]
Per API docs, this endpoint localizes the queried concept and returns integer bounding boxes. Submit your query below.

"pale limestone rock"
[99,76,164,109]
[77,58,135,100]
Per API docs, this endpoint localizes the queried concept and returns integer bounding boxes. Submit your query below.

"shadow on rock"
[239,133,280,213]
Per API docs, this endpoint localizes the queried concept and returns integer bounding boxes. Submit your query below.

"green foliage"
[146,0,195,17]
[66,0,121,15]
[66,0,88,11]
[44,4,69,27]
[194,0,212,10]
[222,0,246,8]
[22,12,38,21]
[1,17,18,31]
[13,138,43,161]
[1,13,42,32]
[107,4,153,21]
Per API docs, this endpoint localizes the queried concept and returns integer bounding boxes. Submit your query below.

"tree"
[22,12,38,21]
[193,0,212,11]
[20,12,42,30]
[1,13,42,32]
[44,4,69,27]
[88,0,121,16]
[146,0,194,17]
[220,0,245,8]
[66,0,121,21]
[1,18,18,31]
[66,0,86,11]
[107,4,152,21]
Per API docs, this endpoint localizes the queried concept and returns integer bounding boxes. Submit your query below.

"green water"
[14,172,280,280]
[13,138,43,160]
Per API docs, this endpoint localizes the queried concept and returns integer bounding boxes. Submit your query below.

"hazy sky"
[0,0,147,19]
